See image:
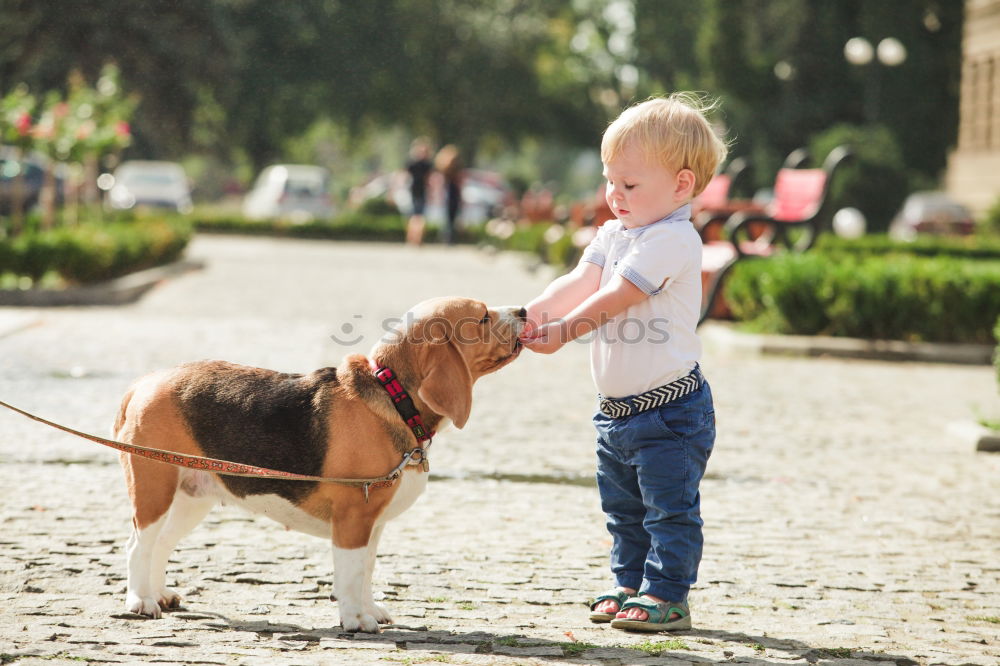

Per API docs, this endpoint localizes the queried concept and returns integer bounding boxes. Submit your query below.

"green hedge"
[503,224,550,255]
[0,218,192,285]
[814,233,1000,261]
[995,316,1000,386]
[483,221,581,270]
[724,252,1000,344]
[193,212,407,241]
[984,196,1000,236]
[192,212,487,244]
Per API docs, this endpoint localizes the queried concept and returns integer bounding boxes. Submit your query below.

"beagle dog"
[114,297,526,632]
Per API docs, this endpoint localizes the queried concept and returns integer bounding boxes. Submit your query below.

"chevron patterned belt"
[598,365,704,419]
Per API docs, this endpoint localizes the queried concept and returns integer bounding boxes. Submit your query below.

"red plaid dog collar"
[371,362,434,446]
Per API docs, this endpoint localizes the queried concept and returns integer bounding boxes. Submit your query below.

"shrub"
[814,233,1000,260]
[546,232,580,268]
[995,315,1000,387]
[504,223,550,257]
[481,221,583,270]
[809,124,911,234]
[11,232,63,282]
[192,210,496,246]
[357,197,400,216]
[983,196,1000,236]
[287,213,408,242]
[725,252,1000,344]
[192,212,405,241]
[0,218,192,286]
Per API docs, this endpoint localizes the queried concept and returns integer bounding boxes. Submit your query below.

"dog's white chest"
[379,469,428,523]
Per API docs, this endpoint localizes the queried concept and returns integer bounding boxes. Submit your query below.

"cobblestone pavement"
[1,235,998,666]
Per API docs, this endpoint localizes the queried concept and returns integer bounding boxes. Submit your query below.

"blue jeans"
[593,380,715,602]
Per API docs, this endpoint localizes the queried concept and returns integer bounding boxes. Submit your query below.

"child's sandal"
[587,588,631,623]
[610,597,691,632]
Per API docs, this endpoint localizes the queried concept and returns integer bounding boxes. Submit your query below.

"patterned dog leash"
[0,397,426,504]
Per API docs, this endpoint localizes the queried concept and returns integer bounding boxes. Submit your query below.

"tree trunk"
[83,154,99,210]
[40,163,56,231]
[11,149,26,237]
[67,164,80,227]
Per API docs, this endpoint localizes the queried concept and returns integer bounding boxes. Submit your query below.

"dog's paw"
[365,601,393,625]
[157,587,182,610]
[126,592,163,619]
[340,609,380,633]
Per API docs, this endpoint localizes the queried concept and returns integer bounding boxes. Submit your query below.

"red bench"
[692,157,756,243]
[699,145,853,324]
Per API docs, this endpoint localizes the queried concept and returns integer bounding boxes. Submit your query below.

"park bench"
[691,157,754,243]
[698,145,853,324]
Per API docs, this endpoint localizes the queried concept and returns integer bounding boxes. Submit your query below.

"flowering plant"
[0,84,37,151]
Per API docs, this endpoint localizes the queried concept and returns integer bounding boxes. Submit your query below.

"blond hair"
[601,93,728,197]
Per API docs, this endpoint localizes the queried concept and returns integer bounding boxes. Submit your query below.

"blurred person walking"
[435,144,462,245]
[405,138,434,246]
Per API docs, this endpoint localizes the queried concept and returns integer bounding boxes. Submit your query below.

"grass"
[968,615,1000,624]
[425,596,448,603]
[491,637,601,657]
[632,638,691,654]
[748,642,767,653]
[561,641,602,657]
[1,656,93,663]
[820,647,854,658]
[498,635,692,658]
[381,654,452,665]
[494,637,524,647]
[977,418,1000,431]
[456,601,476,611]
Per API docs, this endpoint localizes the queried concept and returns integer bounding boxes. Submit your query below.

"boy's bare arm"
[522,274,648,354]
[524,261,603,330]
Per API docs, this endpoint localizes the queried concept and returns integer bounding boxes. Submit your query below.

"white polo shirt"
[580,204,702,399]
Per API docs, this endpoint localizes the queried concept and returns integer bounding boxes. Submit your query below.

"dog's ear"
[418,340,473,429]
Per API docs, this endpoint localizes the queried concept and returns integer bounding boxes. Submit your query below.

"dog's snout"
[517,307,527,321]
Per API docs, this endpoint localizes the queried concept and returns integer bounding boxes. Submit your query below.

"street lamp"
[844,37,907,123]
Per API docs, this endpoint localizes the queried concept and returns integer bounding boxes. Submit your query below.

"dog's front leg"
[331,516,380,633]
[362,523,392,625]
[332,544,379,632]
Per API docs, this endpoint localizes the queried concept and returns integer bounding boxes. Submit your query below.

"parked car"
[357,168,510,225]
[889,191,975,241]
[0,151,64,215]
[108,161,193,214]
[457,169,512,224]
[242,164,335,222]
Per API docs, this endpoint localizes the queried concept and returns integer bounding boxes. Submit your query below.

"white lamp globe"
[833,207,867,239]
[844,37,874,66]
[877,37,907,67]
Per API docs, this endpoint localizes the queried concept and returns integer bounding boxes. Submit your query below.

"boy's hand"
[519,321,567,355]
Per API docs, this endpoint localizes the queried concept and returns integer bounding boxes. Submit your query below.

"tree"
[696,0,962,186]
[0,0,227,158]
[0,0,963,198]
[0,84,36,233]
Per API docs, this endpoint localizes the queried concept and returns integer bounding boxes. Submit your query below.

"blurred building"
[947,0,1000,214]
